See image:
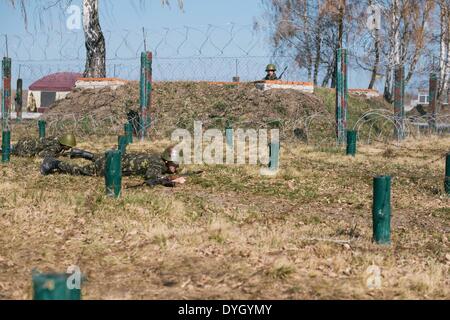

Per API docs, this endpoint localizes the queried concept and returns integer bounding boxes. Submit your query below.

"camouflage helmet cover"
[266,64,277,72]
[162,145,181,165]
[59,133,77,148]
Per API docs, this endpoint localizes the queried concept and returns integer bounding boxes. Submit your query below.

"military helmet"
[266,64,277,72]
[59,133,77,148]
[162,145,180,165]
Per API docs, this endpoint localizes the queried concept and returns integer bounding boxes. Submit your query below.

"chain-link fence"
[1,24,450,144]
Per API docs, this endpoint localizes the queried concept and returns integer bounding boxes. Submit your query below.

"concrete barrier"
[254,80,314,93]
[75,78,128,90]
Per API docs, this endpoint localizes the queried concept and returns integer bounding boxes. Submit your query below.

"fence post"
[139,51,152,141]
[118,135,128,155]
[225,126,233,147]
[268,142,280,171]
[445,153,450,195]
[2,57,12,132]
[105,150,122,198]
[335,48,348,145]
[429,72,438,132]
[346,130,357,156]
[38,120,46,138]
[124,123,133,144]
[32,272,81,300]
[1,130,11,163]
[372,176,392,245]
[394,65,405,140]
[15,78,22,122]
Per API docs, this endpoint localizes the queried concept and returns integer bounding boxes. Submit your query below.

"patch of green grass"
[432,207,450,219]
[209,231,226,244]
[152,234,168,249]
[267,265,295,280]
[266,118,284,129]
[213,100,228,113]
[274,103,288,116]
[306,216,322,225]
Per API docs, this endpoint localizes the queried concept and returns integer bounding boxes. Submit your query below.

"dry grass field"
[0,134,448,300]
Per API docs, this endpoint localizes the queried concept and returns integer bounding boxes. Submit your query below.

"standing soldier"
[40,146,187,187]
[1,133,78,158]
[264,64,278,80]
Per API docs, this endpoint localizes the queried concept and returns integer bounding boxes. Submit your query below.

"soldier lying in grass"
[0,133,77,158]
[41,145,190,188]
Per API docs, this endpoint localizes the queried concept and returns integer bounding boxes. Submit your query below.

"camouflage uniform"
[56,153,170,180]
[264,73,278,81]
[12,136,68,158]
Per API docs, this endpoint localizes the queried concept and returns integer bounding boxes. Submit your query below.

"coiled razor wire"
[354,110,450,144]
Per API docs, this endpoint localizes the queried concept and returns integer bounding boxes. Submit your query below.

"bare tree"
[379,0,433,102]
[437,0,450,101]
[83,0,105,77]
[7,0,184,78]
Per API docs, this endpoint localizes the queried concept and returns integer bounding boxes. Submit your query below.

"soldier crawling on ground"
[40,145,188,188]
[0,133,78,158]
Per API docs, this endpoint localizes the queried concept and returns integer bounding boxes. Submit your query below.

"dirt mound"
[32,81,390,143]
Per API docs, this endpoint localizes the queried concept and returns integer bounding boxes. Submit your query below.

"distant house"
[28,72,82,113]
[408,89,449,111]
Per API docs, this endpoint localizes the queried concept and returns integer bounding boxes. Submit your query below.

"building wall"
[26,90,70,112]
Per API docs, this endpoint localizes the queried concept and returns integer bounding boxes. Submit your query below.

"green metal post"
[32,272,81,300]
[15,78,23,122]
[372,176,392,245]
[38,120,46,138]
[394,66,405,140]
[105,150,122,198]
[346,130,357,156]
[124,123,133,144]
[335,48,348,145]
[445,153,450,195]
[429,73,438,132]
[2,130,10,163]
[139,51,152,141]
[118,135,128,155]
[268,142,280,171]
[225,127,233,147]
[2,57,12,132]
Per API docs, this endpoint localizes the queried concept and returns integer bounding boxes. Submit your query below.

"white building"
[27,72,82,113]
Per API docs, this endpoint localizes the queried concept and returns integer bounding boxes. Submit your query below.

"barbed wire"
[0,24,423,88]
[0,24,265,61]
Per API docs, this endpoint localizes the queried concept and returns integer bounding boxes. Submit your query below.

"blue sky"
[0,0,266,52]
[0,0,276,84]
[0,0,378,89]
[0,0,262,28]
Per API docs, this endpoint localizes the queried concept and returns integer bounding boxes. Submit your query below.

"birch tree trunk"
[438,0,450,101]
[383,0,401,102]
[83,0,106,78]
[368,27,380,89]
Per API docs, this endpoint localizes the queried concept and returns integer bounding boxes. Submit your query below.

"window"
[41,91,56,108]
[419,95,427,103]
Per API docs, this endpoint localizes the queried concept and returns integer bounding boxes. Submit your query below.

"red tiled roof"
[29,72,82,91]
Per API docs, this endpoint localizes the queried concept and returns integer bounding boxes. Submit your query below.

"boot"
[40,157,62,175]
